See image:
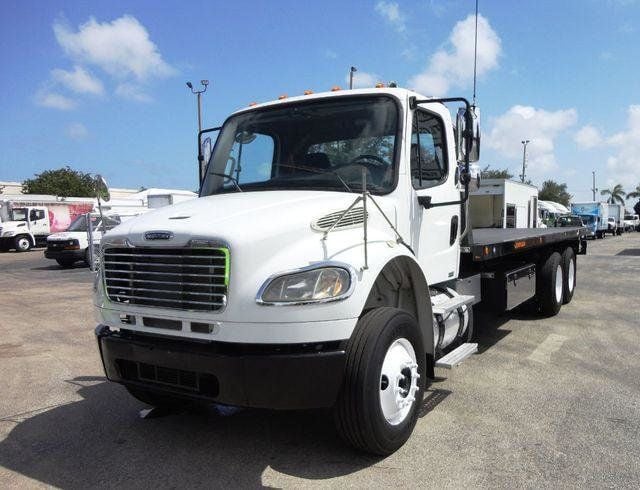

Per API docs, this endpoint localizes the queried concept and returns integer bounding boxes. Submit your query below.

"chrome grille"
[103,247,228,311]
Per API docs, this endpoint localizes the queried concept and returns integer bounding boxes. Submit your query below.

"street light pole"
[592,170,598,201]
[349,66,357,89]
[520,140,530,183]
[186,80,209,182]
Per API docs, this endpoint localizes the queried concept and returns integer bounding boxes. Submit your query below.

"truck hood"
[0,221,28,232]
[104,190,396,247]
[48,231,93,241]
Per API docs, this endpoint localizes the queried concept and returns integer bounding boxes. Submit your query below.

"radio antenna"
[472,0,479,105]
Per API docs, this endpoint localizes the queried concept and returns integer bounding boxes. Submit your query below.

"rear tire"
[537,252,563,317]
[14,236,31,252]
[334,307,425,456]
[561,247,576,304]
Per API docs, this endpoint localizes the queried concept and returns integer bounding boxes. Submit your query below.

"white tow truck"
[94,88,586,455]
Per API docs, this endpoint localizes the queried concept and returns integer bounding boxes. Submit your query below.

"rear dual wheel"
[334,307,425,455]
[537,252,564,316]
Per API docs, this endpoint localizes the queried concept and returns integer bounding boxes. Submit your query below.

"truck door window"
[411,110,447,189]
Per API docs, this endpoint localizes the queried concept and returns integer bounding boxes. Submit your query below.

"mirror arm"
[197,126,221,186]
[411,96,473,209]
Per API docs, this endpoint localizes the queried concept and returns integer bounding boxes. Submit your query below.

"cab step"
[431,295,475,318]
[435,342,478,369]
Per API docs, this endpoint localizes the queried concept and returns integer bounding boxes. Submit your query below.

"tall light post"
[186,80,209,133]
[520,139,530,183]
[349,66,357,89]
[592,170,598,201]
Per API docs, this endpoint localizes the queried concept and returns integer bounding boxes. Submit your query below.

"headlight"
[2,231,15,237]
[257,265,353,305]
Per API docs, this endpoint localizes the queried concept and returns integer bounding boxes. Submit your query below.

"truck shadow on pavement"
[0,377,388,488]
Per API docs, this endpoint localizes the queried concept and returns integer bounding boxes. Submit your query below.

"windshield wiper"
[209,172,243,192]
[278,164,352,193]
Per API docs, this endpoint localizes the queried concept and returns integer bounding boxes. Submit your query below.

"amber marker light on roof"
[303,90,314,95]
[248,102,258,106]
[331,86,341,91]
[278,94,288,100]
[375,82,385,88]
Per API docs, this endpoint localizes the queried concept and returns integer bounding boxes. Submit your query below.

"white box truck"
[93,88,586,455]
[469,178,539,229]
[607,203,624,235]
[0,196,94,251]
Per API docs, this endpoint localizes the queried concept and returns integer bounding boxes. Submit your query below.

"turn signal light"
[331,86,341,91]
[278,94,288,100]
[303,90,313,95]
[248,101,258,106]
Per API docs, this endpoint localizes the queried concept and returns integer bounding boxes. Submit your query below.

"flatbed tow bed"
[463,227,587,261]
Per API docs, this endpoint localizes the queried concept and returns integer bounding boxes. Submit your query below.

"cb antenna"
[472,0,479,105]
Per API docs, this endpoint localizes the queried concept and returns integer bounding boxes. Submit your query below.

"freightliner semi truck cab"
[94,88,582,454]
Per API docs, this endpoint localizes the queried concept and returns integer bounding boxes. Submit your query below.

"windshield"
[10,208,27,221]
[201,96,399,196]
[580,215,595,224]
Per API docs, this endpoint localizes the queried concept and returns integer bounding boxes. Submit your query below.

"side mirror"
[200,137,212,180]
[456,105,481,163]
[94,174,111,202]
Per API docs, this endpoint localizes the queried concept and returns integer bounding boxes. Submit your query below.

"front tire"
[334,307,425,455]
[14,236,31,252]
[56,257,75,268]
[537,252,564,317]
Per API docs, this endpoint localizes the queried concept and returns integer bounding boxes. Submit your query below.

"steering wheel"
[349,154,387,168]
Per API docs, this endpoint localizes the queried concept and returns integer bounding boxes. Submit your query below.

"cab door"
[410,108,460,286]
[28,207,49,236]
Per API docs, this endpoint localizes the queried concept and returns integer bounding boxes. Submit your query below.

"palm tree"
[601,184,626,205]
[627,184,640,200]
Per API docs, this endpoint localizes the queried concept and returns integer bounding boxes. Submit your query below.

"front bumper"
[44,248,85,260]
[95,325,347,410]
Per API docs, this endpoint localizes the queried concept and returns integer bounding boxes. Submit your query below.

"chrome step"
[435,342,478,369]
[431,295,475,317]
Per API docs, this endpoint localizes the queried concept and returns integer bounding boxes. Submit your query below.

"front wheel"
[334,307,425,455]
[14,236,31,252]
[56,257,75,268]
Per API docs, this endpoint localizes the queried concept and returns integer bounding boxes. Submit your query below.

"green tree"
[600,184,626,205]
[22,166,96,197]
[538,180,573,206]
[626,184,640,199]
[481,165,513,179]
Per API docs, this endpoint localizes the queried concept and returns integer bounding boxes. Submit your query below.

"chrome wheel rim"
[379,338,420,426]
[555,264,563,303]
[17,238,29,250]
[568,259,575,293]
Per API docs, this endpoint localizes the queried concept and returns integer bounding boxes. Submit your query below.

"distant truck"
[607,203,624,235]
[469,178,539,229]
[571,202,609,239]
[624,213,639,231]
[0,196,94,251]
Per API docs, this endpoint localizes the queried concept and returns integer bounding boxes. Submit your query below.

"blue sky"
[1,0,640,202]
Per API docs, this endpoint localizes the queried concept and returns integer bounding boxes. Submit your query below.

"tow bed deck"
[463,227,585,262]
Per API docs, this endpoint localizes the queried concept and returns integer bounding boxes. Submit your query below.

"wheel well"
[362,256,434,376]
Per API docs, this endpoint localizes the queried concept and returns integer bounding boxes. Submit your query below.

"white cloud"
[375,1,406,33]
[324,49,338,59]
[408,14,501,96]
[53,15,175,81]
[574,125,603,149]
[35,91,76,110]
[51,65,104,95]
[344,70,380,89]
[485,105,578,176]
[603,105,640,185]
[115,83,152,102]
[67,122,89,140]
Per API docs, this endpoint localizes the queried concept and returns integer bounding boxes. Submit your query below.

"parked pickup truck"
[93,87,586,455]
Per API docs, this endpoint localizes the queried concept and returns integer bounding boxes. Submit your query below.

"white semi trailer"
[94,88,586,455]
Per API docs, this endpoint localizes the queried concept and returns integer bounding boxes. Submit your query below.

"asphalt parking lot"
[1,234,639,489]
